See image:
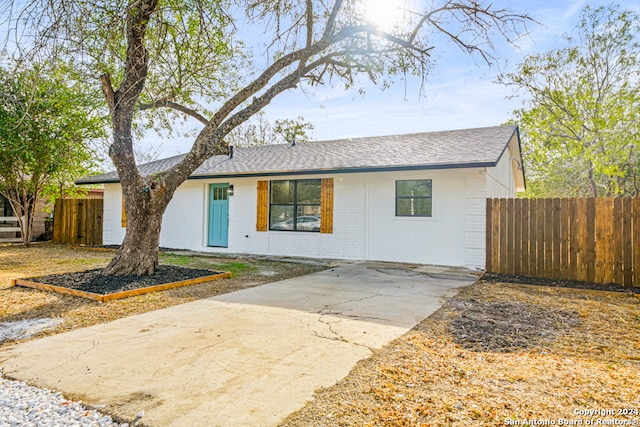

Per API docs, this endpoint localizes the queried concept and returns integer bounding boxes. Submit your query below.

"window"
[0,195,13,217]
[269,179,321,232]
[396,179,432,217]
[211,186,228,201]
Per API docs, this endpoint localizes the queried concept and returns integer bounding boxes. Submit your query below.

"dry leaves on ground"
[281,281,640,427]
[0,242,325,345]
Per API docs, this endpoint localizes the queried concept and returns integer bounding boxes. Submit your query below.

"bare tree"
[2,0,531,274]
[226,112,314,147]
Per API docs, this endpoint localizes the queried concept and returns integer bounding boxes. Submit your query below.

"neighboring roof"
[77,125,522,185]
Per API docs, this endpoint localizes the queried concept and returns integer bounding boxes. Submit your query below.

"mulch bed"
[28,265,219,295]
[448,299,580,353]
[483,272,640,294]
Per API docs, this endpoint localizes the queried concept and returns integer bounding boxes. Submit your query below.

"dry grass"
[281,281,640,426]
[0,242,325,345]
[3,243,639,425]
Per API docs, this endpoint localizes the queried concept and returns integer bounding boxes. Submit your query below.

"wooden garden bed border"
[11,271,232,302]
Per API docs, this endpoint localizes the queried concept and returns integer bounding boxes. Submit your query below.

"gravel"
[0,372,128,427]
[0,318,63,343]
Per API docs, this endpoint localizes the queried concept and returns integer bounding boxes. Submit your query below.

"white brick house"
[78,125,525,269]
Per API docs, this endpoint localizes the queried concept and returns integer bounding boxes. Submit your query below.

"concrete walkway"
[0,263,477,427]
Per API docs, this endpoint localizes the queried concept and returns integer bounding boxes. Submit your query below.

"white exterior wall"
[102,184,124,245]
[364,170,466,265]
[103,164,518,268]
[161,181,211,249]
[464,169,488,269]
[486,147,517,198]
[462,148,519,270]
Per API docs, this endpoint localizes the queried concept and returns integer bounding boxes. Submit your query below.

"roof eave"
[76,161,499,185]
[75,177,120,185]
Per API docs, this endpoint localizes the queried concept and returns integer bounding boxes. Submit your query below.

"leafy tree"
[500,4,640,198]
[0,63,104,244]
[3,0,531,274]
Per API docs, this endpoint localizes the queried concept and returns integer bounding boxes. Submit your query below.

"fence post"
[613,197,623,286]
[486,199,493,272]
[559,199,569,279]
[506,198,515,275]
[621,197,633,287]
[520,198,530,276]
[514,198,522,276]
[551,198,561,277]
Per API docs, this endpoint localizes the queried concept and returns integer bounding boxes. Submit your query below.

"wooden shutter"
[121,195,127,228]
[320,178,333,234]
[256,181,268,231]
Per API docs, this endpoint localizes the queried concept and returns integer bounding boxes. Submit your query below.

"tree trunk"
[23,193,36,246]
[587,160,598,197]
[4,189,36,246]
[102,204,165,276]
[96,0,162,276]
[15,211,32,246]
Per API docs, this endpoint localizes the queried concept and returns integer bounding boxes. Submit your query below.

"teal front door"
[208,184,229,247]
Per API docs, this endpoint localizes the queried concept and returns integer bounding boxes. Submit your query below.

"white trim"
[0,216,23,243]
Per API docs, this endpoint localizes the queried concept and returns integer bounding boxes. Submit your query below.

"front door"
[208,184,229,247]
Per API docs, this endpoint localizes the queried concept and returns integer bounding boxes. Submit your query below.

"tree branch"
[206,22,430,136]
[138,99,209,125]
[322,0,344,40]
[99,74,116,115]
[305,0,313,48]
[113,0,158,119]
[297,0,314,77]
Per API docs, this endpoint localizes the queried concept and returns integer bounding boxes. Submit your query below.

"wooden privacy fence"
[53,198,103,246]
[486,198,640,287]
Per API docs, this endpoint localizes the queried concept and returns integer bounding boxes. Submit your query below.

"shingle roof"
[77,125,519,184]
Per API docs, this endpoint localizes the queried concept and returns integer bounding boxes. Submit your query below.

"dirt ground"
[0,242,325,345]
[281,281,640,426]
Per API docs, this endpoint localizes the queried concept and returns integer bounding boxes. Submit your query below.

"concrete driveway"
[0,262,476,426]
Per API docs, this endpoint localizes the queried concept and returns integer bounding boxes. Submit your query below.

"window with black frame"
[396,179,432,217]
[270,179,321,232]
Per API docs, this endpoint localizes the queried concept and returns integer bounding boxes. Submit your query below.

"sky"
[141,0,640,159]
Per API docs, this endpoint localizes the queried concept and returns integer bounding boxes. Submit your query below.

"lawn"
[0,242,326,344]
[281,280,640,426]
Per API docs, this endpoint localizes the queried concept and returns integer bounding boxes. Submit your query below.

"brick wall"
[103,166,518,269]
[464,170,487,269]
